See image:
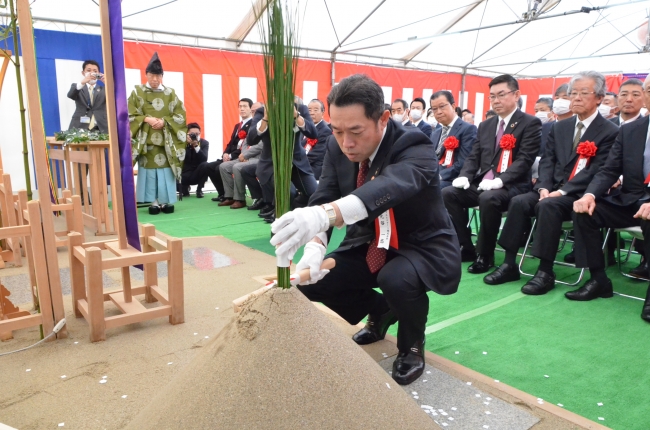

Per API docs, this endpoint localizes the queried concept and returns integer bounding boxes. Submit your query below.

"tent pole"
[461,68,467,109]
[330,53,336,88]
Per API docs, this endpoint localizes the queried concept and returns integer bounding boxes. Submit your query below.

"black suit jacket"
[460,109,541,189]
[181,138,209,173]
[223,120,253,159]
[535,114,618,196]
[610,116,621,126]
[248,105,318,184]
[540,121,553,154]
[309,120,461,295]
[585,115,650,206]
[301,120,333,180]
[67,83,108,132]
[431,118,478,183]
[415,120,433,138]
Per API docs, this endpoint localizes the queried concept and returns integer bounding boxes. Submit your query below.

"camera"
[188,132,199,142]
[92,73,104,79]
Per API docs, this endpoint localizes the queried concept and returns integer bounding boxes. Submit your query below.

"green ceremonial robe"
[128,84,187,180]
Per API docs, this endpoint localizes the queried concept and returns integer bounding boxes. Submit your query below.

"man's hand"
[547,191,563,198]
[634,203,650,220]
[98,73,106,83]
[452,177,470,189]
[609,179,621,191]
[144,117,164,129]
[295,242,328,285]
[238,154,246,162]
[81,73,93,85]
[223,153,231,162]
[573,194,596,215]
[294,106,305,128]
[538,189,550,200]
[270,206,330,260]
[478,178,503,191]
[532,178,537,185]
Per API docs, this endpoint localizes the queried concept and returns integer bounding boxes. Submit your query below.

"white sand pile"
[127,287,438,429]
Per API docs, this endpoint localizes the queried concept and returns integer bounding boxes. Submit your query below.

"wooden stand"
[47,139,114,238]
[0,169,22,268]
[68,224,184,342]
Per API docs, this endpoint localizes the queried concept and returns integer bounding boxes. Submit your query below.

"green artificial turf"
[139,194,649,429]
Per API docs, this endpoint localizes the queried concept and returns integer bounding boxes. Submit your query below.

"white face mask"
[410,109,422,121]
[535,111,551,124]
[392,113,404,122]
[426,117,438,126]
[552,98,571,115]
[597,105,612,117]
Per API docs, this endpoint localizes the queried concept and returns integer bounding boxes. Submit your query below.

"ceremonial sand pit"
[127,287,439,429]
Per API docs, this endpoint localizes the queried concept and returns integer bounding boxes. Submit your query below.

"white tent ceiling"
[18,0,650,77]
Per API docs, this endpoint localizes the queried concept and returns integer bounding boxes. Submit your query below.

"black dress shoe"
[196,190,204,198]
[161,204,174,214]
[211,195,226,202]
[467,255,494,274]
[564,250,575,264]
[641,286,650,323]
[392,339,425,385]
[461,247,477,263]
[629,258,648,279]
[484,263,520,285]
[352,309,398,345]
[248,199,265,210]
[148,205,161,215]
[259,206,275,218]
[565,278,613,301]
[521,270,556,295]
[264,213,275,223]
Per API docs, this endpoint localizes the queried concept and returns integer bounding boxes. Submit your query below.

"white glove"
[295,242,327,285]
[452,176,470,189]
[270,206,330,260]
[478,177,503,191]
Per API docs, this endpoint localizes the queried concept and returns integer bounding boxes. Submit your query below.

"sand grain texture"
[127,288,439,429]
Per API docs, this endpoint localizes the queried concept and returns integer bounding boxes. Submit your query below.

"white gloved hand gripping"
[452,176,470,189]
[294,242,328,285]
[270,206,330,265]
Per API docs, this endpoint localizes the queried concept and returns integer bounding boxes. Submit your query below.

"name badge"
[80,116,90,124]
[376,211,392,250]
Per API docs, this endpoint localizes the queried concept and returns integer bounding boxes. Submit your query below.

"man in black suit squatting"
[270,74,461,385]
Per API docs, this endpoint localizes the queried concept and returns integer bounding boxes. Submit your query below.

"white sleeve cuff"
[256,121,267,134]
[194,146,201,153]
[334,195,368,225]
[315,232,328,248]
[558,189,567,196]
[76,83,83,90]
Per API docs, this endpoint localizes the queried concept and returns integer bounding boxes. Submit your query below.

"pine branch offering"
[258,0,299,289]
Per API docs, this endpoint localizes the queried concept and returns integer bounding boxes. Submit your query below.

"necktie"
[484,119,505,180]
[88,85,96,130]
[357,159,387,273]
[436,126,449,156]
[573,121,584,151]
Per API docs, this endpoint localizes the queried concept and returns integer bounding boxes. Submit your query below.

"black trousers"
[239,162,263,200]
[499,191,576,262]
[298,245,429,352]
[442,184,527,256]
[573,200,650,270]
[198,160,224,197]
[259,166,318,207]
[180,164,207,192]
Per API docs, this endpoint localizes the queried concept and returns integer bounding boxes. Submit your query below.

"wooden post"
[16,190,37,307]
[142,224,157,303]
[167,238,184,325]
[16,0,67,338]
[68,232,85,318]
[86,246,106,342]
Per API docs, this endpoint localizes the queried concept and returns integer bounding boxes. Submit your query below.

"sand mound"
[127,287,438,429]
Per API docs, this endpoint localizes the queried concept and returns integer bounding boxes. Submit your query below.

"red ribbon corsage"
[570,141,597,180]
[496,134,517,172]
[238,130,247,139]
[439,136,459,167]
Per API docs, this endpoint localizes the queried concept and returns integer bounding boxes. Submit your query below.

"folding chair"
[614,226,648,300]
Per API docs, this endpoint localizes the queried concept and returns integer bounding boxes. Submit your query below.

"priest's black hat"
[145,52,163,75]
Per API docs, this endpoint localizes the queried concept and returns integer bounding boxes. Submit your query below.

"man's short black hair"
[431,90,455,106]
[555,83,569,97]
[605,91,618,100]
[485,109,496,119]
[187,122,201,131]
[410,97,426,110]
[461,109,472,115]
[327,74,384,121]
[239,98,253,108]
[489,74,519,92]
[536,97,553,110]
[392,98,409,110]
[82,60,100,71]
[620,78,644,91]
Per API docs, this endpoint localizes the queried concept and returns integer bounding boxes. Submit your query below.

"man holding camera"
[180,122,209,198]
[67,60,108,132]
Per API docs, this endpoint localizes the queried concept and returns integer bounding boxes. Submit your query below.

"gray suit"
[219,139,262,201]
[67,83,108,132]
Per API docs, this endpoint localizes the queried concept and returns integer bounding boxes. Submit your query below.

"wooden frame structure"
[0,169,22,268]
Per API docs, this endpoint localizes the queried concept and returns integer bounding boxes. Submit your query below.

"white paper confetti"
[597,402,603,406]
[58,423,64,427]
[99,380,107,384]
[484,402,490,405]
[74,342,78,344]
[483,426,490,429]
[494,379,500,382]
[204,336,209,339]
[442,423,448,427]
[483,351,487,355]
[167,362,173,365]
[441,412,448,416]
[122,395,128,399]
[426,371,431,374]
[425,410,430,414]
[412,391,418,395]
[61,375,66,379]
[455,351,459,354]
[544,375,549,378]
[102,375,107,379]
[414,396,419,399]
[448,417,454,421]
[598,417,605,421]
[193,333,198,335]
[423,379,427,382]
[557,403,564,407]
[486,397,492,401]
[438,409,444,412]
[451,407,457,411]
[215,307,219,310]
[386,383,390,389]
[485,411,491,415]
[466,381,472,385]
[431,412,438,416]
[26,369,31,372]
[537,398,543,401]
[475,394,481,397]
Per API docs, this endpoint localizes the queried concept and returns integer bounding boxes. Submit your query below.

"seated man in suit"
[409,97,433,137]
[552,84,573,121]
[531,97,555,184]
[442,74,541,273]
[571,74,650,322]
[611,79,644,126]
[270,74,461,385]
[303,99,333,180]
[247,97,318,222]
[429,91,477,189]
[599,91,619,120]
[391,98,413,127]
[180,122,209,198]
[485,71,618,293]
[198,98,254,202]
[67,60,107,132]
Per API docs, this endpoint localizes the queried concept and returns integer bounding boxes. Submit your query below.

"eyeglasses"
[430,103,450,114]
[488,90,516,101]
[569,91,596,99]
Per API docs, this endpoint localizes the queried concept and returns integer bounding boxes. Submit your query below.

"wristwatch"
[322,204,337,227]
